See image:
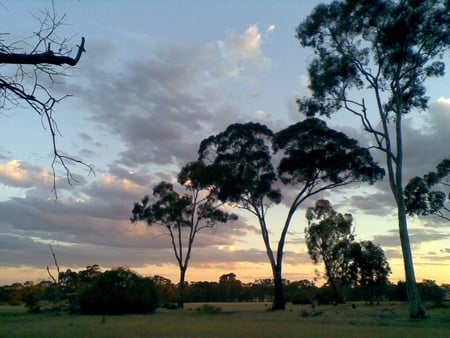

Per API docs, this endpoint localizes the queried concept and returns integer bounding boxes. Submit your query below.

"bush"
[79,267,158,315]
[292,291,314,305]
[197,304,222,314]
[315,286,333,305]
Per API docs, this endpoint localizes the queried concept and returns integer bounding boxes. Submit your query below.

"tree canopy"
[197,118,383,310]
[405,157,450,221]
[131,161,237,308]
[296,0,450,318]
[305,199,355,303]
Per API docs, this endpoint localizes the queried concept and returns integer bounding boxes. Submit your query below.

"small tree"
[296,0,450,318]
[197,118,383,310]
[405,157,450,221]
[354,241,391,304]
[305,199,356,303]
[131,161,237,308]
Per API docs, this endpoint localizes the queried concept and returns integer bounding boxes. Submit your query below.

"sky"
[0,0,449,287]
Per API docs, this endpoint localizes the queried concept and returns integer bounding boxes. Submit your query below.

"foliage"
[22,282,44,313]
[353,241,391,304]
[405,157,450,221]
[305,199,355,303]
[296,0,450,318]
[417,280,447,307]
[289,280,317,305]
[305,200,391,304]
[131,167,237,308]
[197,118,383,310]
[78,267,158,315]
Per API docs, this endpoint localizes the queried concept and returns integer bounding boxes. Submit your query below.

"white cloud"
[254,110,267,121]
[216,24,271,78]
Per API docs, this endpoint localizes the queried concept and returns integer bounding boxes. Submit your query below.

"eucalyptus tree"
[405,157,450,221]
[131,161,237,308]
[197,118,384,310]
[296,0,450,318]
[305,199,356,303]
[355,240,391,304]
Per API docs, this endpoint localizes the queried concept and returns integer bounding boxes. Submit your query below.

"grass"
[1,302,449,338]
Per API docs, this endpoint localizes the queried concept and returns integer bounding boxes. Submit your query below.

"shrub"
[79,267,158,315]
[198,304,222,314]
[292,292,313,305]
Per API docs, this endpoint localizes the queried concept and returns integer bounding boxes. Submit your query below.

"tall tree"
[1,4,90,194]
[130,161,237,308]
[404,157,450,221]
[305,199,356,303]
[296,0,450,318]
[197,118,383,310]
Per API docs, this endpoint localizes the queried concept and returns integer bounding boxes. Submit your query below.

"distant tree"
[0,4,91,193]
[417,279,446,307]
[152,275,178,305]
[289,279,317,305]
[197,118,383,310]
[131,161,237,308]
[22,281,43,313]
[354,241,391,304]
[185,281,220,303]
[305,199,356,303]
[58,264,102,313]
[405,157,450,221]
[296,0,450,318]
[219,273,243,302]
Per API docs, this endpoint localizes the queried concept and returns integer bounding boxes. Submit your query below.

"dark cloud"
[372,228,450,249]
[336,190,395,217]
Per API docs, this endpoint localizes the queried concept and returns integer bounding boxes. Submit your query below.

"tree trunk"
[177,267,186,309]
[272,265,285,310]
[397,202,427,318]
[393,113,427,318]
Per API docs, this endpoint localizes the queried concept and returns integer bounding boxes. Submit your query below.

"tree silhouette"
[354,241,391,305]
[405,157,449,221]
[296,0,450,318]
[131,161,237,308]
[197,118,383,310]
[305,199,356,303]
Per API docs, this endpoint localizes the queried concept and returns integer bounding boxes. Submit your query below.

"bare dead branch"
[1,6,92,198]
[0,37,85,66]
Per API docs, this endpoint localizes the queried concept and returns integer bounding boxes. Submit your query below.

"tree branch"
[0,37,85,66]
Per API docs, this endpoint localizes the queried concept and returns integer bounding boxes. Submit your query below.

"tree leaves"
[273,118,385,186]
[405,157,450,220]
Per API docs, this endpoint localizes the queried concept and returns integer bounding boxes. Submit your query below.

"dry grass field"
[1,302,449,338]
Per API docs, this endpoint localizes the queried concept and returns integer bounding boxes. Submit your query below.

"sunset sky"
[1,0,449,287]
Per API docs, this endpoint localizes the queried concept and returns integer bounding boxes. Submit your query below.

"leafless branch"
[0,5,92,198]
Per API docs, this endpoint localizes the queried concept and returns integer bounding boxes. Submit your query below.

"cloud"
[217,24,271,78]
[0,161,53,189]
[67,24,273,176]
[372,228,450,248]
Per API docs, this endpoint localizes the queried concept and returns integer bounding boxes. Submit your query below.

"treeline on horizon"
[1,265,448,315]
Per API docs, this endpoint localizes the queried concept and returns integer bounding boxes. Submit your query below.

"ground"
[1,302,450,337]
